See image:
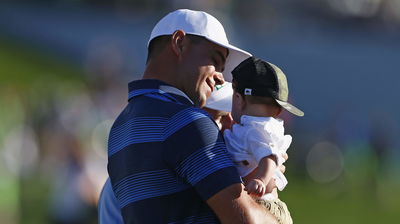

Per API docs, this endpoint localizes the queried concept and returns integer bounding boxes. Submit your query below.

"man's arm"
[207,183,278,224]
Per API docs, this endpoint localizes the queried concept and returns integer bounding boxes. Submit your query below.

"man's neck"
[142,54,181,88]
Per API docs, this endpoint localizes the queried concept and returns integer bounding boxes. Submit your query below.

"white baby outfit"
[224,115,292,197]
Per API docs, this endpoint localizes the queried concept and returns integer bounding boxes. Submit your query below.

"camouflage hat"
[232,57,304,117]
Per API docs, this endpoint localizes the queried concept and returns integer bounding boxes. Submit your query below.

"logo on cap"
[244,88,252,95]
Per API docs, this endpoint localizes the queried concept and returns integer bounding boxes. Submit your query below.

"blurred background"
[0,0,399,223]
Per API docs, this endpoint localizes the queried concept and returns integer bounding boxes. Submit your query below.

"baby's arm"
[244,155,277,197]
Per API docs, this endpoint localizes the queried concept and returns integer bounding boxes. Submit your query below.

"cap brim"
[204,37,252,82]
[276,99,304,117]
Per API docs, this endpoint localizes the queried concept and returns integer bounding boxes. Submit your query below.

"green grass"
[0,38,82,88]
[0,38,87,224]
[0,37,86,142]
[280,176,400,224]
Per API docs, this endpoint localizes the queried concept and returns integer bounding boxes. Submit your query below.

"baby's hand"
[282,152,288,162]
[244,179,266,197]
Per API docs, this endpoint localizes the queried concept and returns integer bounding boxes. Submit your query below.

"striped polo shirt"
[107,79,241,223]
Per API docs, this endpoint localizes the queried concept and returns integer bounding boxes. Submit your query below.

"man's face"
[178,36,228,107]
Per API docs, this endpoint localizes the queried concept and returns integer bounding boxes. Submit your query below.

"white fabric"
[224,115,292,191]
[205,82,232,112]
[148,9,251,81]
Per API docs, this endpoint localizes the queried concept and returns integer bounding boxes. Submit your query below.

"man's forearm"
[208,184,278,224]
[236,189,278,224]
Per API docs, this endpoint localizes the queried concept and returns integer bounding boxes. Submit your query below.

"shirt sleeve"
[98,178,124,224]
[164,107,241,200]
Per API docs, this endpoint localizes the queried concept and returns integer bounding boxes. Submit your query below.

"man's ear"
[171,30,186,56]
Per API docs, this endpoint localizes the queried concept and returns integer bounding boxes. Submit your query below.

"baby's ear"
[234,92,246,109]
[233,92,241,101]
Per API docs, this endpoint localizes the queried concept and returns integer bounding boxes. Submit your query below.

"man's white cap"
[148,9,251,82]
[205,82,233,112]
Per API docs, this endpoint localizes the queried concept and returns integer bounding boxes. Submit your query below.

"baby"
[224,57,304,224]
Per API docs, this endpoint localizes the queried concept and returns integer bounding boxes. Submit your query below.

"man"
[106,9,279,223]
[100,83,289,223]
[99,83,235,224]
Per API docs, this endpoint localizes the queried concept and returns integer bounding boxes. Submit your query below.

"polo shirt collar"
[128,79,194,105]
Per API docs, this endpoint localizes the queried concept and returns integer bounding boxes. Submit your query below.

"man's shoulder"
[169,106,210,121]
[129,92,200,116]
[164,106,217,141]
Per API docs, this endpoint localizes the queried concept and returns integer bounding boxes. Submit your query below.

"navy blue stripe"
[168,214,217,224]
[165,107,209,138]
[109,107,209,156]
[108,117,167,156]
[194,166,241,200]
[128,89,159,99]
[110,117,167,137]
[176,142,234,185]
[164,116,221,168]
[120,188,218,223]
[128,79,168,93]
[128,89,180,103]
[113,169,189,208]
[108,142,167,183]
[128,80,194,105]
[111,98,172,127]
[145,93,174,102]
